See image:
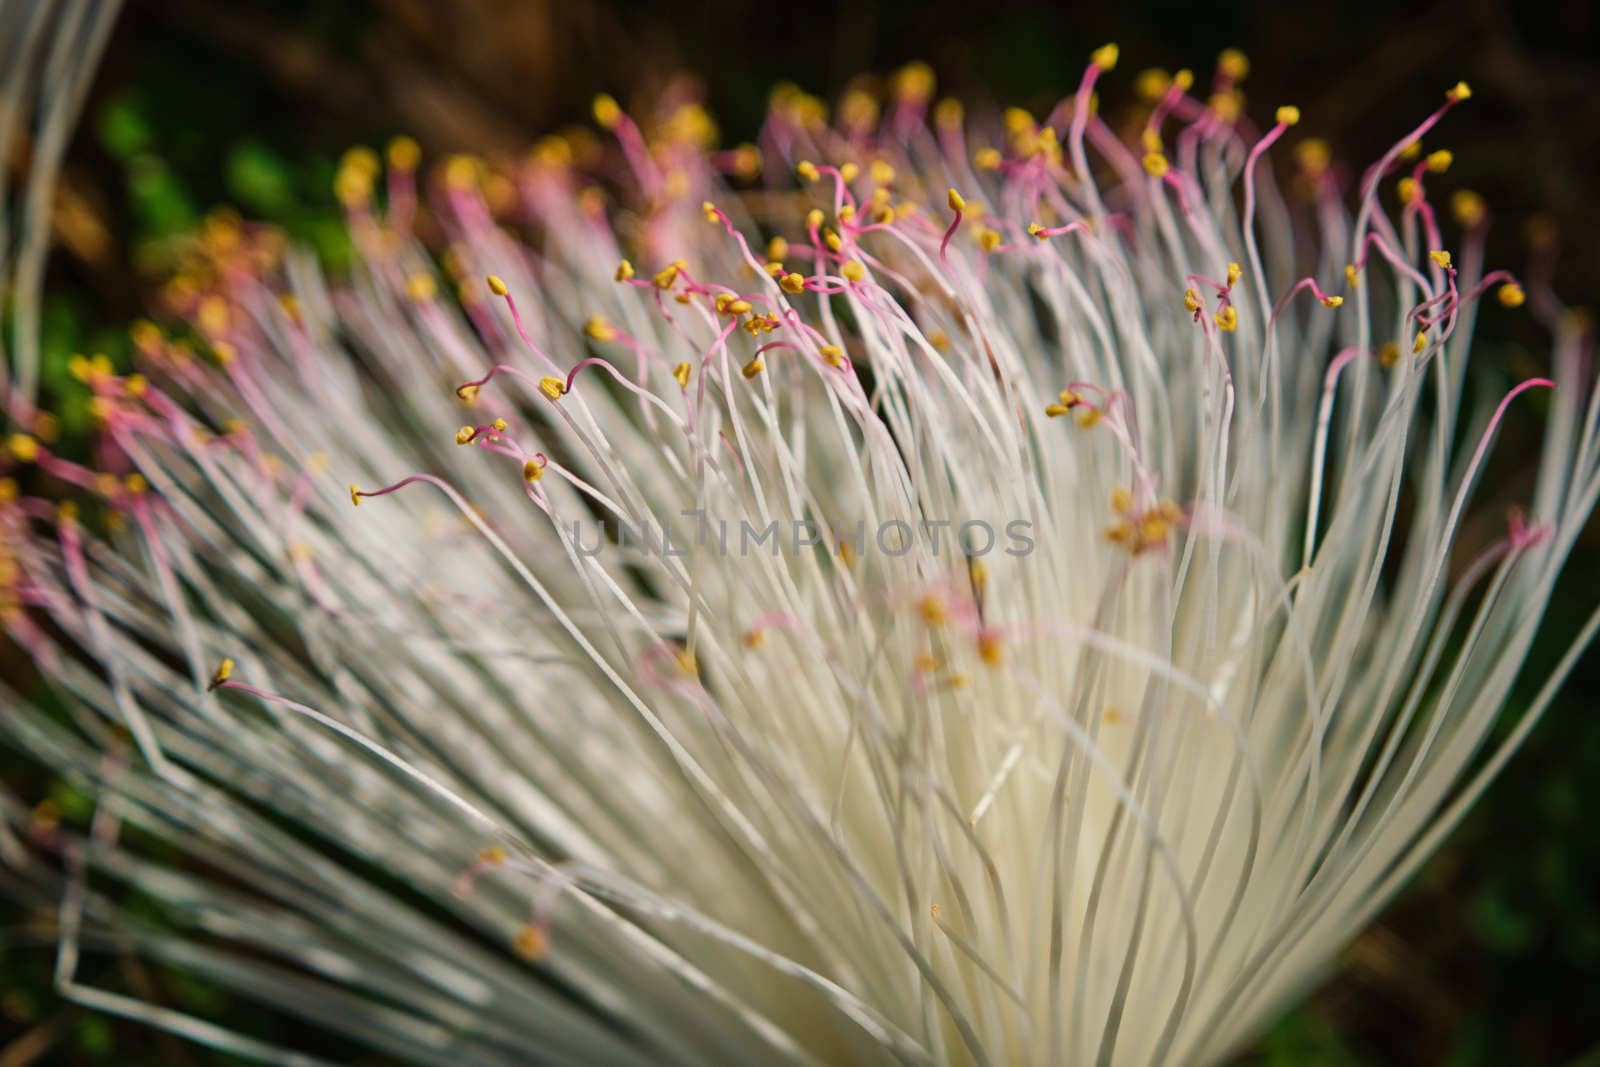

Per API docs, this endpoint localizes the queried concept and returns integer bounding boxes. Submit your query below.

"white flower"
[4,51,1598,1067]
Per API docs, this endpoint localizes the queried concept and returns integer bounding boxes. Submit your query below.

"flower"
[4,49,1599,1067]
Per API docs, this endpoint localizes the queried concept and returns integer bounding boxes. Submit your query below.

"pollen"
[486,274,509,297]
[539,377,566,400]
[522,458,545,482]
[1345,264,1360,289]
[1321,295,1343,308]
[1226,262,1242,286]
[584,315,616,342]
[1429,249,1453,269]
[947,188,967,213]
[1184,289,1203,313]
[654,264,680,289]
[819,345,844,368]
[592,93,622,129]
[7,434,38,462]
[349,484,362,506]
[767,236,789,261]
[208,658,234,691]
[1498,283,1526,308]
[797,160,820,183]
[839,162,860,184]
[976,228,1002,253]
[1215,305,1239,331]
[672,362,692,387]
[741,358,765,379]
[614,259,635,282]
[1142,152,1169,178]
[456,383,480,404]
[842,261,865,282]
[1414,331,1428,354]
[514,923,549,962]
[780,272,807,294]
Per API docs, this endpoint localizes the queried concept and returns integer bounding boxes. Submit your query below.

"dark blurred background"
[3,0,1598,1063]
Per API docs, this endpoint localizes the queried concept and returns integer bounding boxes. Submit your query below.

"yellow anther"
[1028,222,1046,239]
[583,315,616,342]
[1140,127,1163,154]
[456,383,480,404]
[1345,264,1360,289]
[8,434,38,462]
[1105,519,1134,545]
[1452,190,1486,228]
[927,329,950,351]
[742,628,766,649]
[1136,68,1172,102]
[212,341,237,367]
[1413,331,1428,354]
[895,60,936,103]
[672,362,692,388]
[1174,69,1195,91]
[1103,707,1124,726]
[209,658,234,691]
[819,344,844,367]
[1142,152,1169,178]
[486,274,509,297]
[478,845,508,865]
[1226,262,1243,286]
[1398,177,1419,204]
[731,143,762,180]
[1321,295,1343,308]
[443,154,479,191]
[522,458,545,482]
[1498,283,1526,308]
[1429,249,1453,269]
[1003,107,1034,134]
[1110,486,1133,513]
[124,472,148,494]
[1218,48,1250,80]
[919,594,948,626]
[387,136,421,171]
[870,160,895,186]
[592,93,622,129]
[0,477,15,502]
[539,376,566,400]
[914,652,940,673]
[1076,406,1102,428]
[349,483,364,507]
[761,237,788,264]
[839,161,860,184]
[1275,105,1301,127]
[971,631,1001,667]
[797,160,820,182]
[842,260,866,282]
[654,264,680,289]
[805,208,825,230]
[124,373,147,397]
[824,230,843,253]
[741,358,765,379]
[1044,402,1071,418]
[614,260,634,282]
[405,274,437,302]
[514,923,549,962]
[726,299,753,315]
[455,425,476,445]
[333,166,373,206]
[977,228,1003,253]
[1215,305,1239,331]
[837,203,856,222]
[934,97,965,130]
[972,147,1003,173]
[1446,81,1472,102]
[490,418,508,434]
[947,187,967,213]
[1090,43,1119,71]
[700,199,719,223]
[1059,388,1083,407]
[1400,139,1422,161]
[1426,149,1454,173]
[1184,288,1203,313]
[1208,91,1241,123]
[1297,138,1331,177]
[1378,341,1401,368]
